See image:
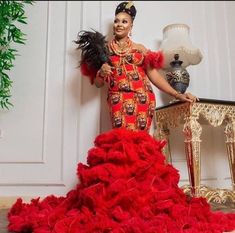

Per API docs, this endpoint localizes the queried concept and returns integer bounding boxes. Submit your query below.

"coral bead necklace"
[110,37,133,56]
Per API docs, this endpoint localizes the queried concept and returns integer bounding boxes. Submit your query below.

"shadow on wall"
[67,34,101,111]
[100,23,115,132]
[154,38,173,106]
[67,45,82,107]
[67,26,113,133]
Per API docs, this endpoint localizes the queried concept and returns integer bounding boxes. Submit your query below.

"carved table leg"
[154,122,172,164]
[224,119,235,190]
[183,116,202,196]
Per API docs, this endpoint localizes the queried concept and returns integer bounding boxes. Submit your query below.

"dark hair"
[115,1,137,21]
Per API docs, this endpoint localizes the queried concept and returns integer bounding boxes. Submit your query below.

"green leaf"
[0,0,34,109]
[17,19,27,24]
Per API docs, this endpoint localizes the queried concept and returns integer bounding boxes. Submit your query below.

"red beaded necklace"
[110,37,133,57]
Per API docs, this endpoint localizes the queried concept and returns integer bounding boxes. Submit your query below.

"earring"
[129,31,132,37]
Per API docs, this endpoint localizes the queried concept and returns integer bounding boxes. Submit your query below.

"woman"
[8,2,235,233]
[79,1,198,132]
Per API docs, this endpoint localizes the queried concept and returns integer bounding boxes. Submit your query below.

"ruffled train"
[8,129,235,233]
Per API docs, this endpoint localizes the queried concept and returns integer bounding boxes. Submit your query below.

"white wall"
[0,1,234,199]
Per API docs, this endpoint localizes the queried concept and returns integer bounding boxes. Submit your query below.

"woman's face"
[113,12,133,39]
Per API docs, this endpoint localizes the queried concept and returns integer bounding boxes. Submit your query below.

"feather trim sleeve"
[143,50,164,70]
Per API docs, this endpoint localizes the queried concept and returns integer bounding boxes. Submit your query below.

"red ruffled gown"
[7,129,235,233]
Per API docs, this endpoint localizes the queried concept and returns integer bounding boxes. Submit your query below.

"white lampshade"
[159,23,203,69]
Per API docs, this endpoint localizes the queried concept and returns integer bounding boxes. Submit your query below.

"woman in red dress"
[92,1,197,132]
[7,2,235,233]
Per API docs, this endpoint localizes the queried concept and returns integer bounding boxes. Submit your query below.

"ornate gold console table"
[154,98,235,205]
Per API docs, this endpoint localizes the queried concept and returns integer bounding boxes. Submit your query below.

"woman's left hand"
[175,92,199,103]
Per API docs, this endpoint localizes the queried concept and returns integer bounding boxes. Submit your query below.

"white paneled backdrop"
[0,1,235,202]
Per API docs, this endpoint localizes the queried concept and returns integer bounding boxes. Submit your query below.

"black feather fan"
[74,29,110,71]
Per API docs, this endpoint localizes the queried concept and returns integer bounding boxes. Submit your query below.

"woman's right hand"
[100,63,113,78]
[175,92,199,103]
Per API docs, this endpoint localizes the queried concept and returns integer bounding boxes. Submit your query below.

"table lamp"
[159,23,203,98]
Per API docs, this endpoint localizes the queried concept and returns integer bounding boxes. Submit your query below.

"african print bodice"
[106,39,156,132]
[107,41,153,95]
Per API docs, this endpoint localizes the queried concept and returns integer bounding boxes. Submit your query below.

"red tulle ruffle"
[143,50,164,70]
[8,128,235,233]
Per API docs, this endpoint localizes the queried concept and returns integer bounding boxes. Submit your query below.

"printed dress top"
[106,38,156,132]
